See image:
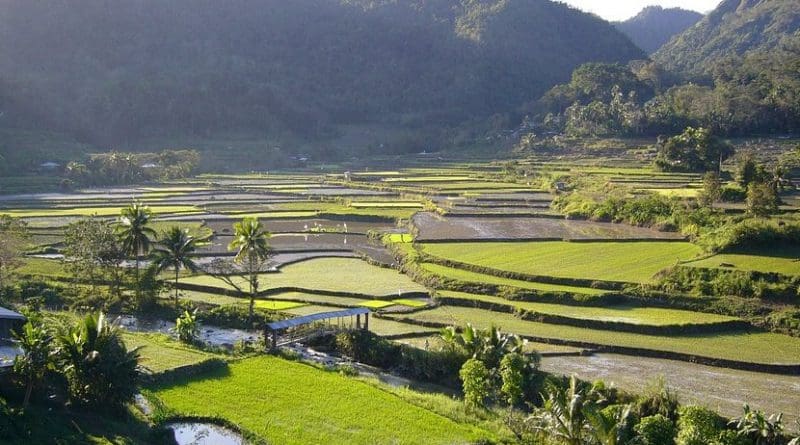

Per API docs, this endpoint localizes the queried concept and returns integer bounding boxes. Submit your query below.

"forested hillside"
[0,0,643,153]
[614,6,703,54]
[654,0,800,78]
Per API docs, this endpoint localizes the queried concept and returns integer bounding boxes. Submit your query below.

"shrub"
[677,406,726,445]
[56,313,139,411]
[335,330,400,369]
[174,309,199,344]
[634,414,676,445]
[459,358,491,409]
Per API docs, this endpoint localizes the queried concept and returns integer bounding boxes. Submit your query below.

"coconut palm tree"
[228,217,271,320]
[530,375,593,445]
[151,226,199,308]
[12,321,53,409]
[116,202,156,300]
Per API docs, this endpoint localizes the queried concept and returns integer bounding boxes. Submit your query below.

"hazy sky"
[560,0,721,21]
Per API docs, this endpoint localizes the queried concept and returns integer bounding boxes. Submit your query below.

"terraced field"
[389,306,800,365]
[420,241,704,283]
[437,291,738,326]
[149,356,496,445]
[184,257,426,297]
[683,247,800,276]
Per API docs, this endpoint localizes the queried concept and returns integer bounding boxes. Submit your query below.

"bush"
[634,414,676,445]
[459,358,491,409]
[56,313,139,411]
[335,330,400,369]
[676,406,726,445]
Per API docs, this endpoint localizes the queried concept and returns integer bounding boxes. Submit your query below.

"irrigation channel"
[541,353,800,426]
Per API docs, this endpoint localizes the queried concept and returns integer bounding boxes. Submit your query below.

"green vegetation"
[0,205,199,218]
[149,356,495,445]
[683,247,800,276]
[421,263,609,295]
[121,331,217,374]
[186,257,427,297]
[421,241,703,283]
[438,291,737,326]
[252,300,307,311]
[395,306,800,365]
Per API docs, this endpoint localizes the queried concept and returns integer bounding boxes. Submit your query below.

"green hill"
[615,6,703,54]
[0,0,643,155]
[654,0,800,78]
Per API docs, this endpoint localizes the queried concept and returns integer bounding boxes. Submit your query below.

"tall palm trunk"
[248,254,256,321]
[174,267,180,308]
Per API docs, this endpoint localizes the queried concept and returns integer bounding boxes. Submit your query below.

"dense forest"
[654,0,800,78]
[0,0,642,153]
[614,6,703,54]
[527,0,800,139]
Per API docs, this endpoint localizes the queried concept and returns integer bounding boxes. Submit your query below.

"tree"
[736,151,768,187]
[0,216,28,295]
[63,218,125,298]
[585,404,633,445]
[151,227,199,308]
[699,171,722,207]
[676,405,725,445]
[530,376,593,445]
[654,127,734,173]
[228,217,271,321]
[116,203,156,301]
[12,321,54,409]
[56,312,140,410]
[499,352,526,407]
[440,323,526,369]
[746,182,779,217]
[459,358,491,410]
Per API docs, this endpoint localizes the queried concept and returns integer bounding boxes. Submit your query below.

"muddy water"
[114,315,260,348]
[167,422,245,445]
[542,353,800,425]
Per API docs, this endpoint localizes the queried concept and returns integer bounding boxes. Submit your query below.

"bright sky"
[559,0,721,21]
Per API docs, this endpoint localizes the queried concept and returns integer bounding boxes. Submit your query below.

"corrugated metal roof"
[266,307,370,331]
[0,306,25,321]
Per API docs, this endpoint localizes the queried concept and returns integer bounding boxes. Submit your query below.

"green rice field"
[394,306,800,365]
[421,241,704,283]
[683,247,800,276]
[149,356,496,445]
[421,263,609,295]
[438,291,738,326]
[121,332,219,374]
[183,258,427,297]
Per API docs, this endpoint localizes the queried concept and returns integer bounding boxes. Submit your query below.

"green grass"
[184,258,427,297]
[252,300,307,311]
[393,298,429,308]
[18,257,69,278]
[349,201,423,208]
[359,299,397,308]
[438,291,738,325]
[150,356,496,445]
[683,247,800,276]
[0,205,201,218]
[421,241,704,283]
[397,306,800,365]
[421,263,609,295]
[121,331,219,374]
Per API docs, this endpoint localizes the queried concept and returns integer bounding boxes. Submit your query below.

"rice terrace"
[1,1,800,444]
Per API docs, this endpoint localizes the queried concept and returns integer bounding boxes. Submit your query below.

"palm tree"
[228,217,271,320]
[12,321,53,409]
[116,202,156,300]
[151,226,199,308]
[530,376,593,445]
[585,404,632,445]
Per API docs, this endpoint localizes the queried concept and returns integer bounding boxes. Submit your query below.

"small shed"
[0,306,25,340]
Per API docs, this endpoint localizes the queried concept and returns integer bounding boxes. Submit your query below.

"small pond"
[167,422,246,445]
[113,315,260,349]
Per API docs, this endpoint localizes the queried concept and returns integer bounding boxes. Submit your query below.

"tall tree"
[63,218,125,298]
[151,227,199,308]
[228,217,271,321]
[0,216,28,295]
[116,203,156,301]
